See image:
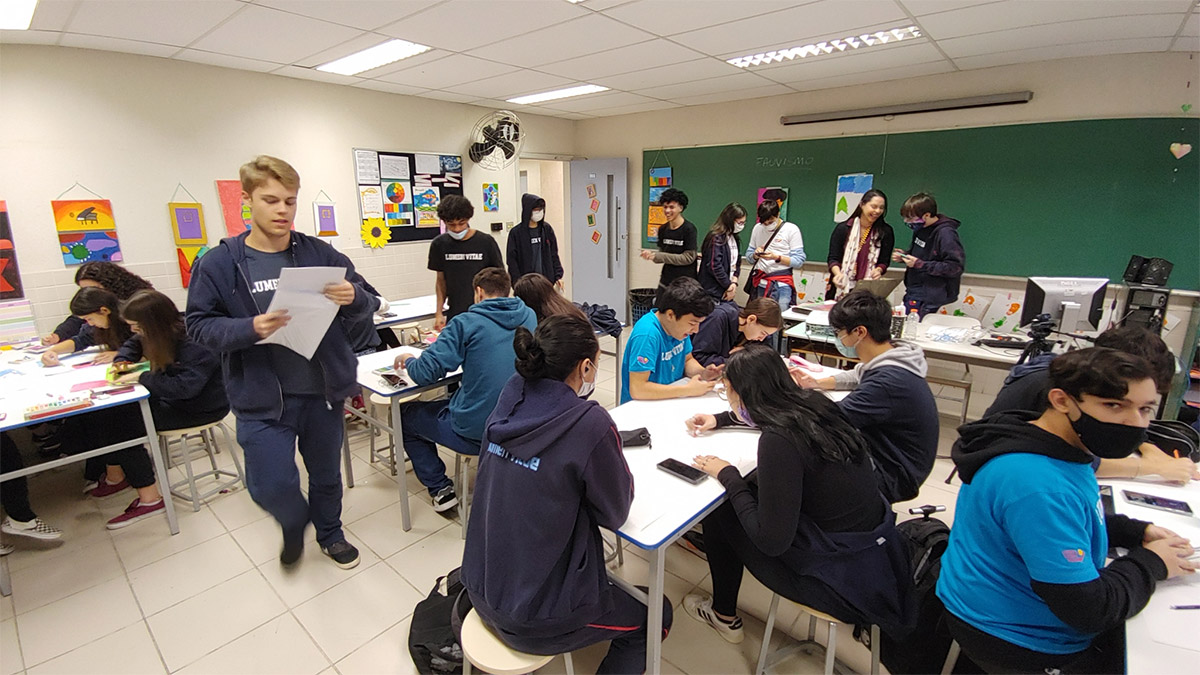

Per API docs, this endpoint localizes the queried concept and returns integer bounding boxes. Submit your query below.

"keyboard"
[975,338,1029,349]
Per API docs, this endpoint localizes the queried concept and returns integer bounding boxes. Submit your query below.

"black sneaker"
[432,485,458,513]
[280,528,304,568]
[321,540,360,569]
[679,530,706,560]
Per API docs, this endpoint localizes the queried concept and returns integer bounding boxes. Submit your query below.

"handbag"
[619,427,652,448]
[742,222,783,296]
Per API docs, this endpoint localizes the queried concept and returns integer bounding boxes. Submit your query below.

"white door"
[569,158,628,319]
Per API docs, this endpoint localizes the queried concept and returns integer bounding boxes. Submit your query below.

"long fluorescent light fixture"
[317,39,430,76]
[507,84,609,105]
[780,91,1034,125]
[0,0,38,30]
[728,25,922,68]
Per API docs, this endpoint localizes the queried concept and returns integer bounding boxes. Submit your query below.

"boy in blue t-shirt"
[621,277,722,404]
[936,348,1194,673]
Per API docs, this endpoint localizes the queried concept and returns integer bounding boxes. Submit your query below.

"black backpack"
[1147,419,1200,462]
[879,506,954,675]
[408,567,474,675]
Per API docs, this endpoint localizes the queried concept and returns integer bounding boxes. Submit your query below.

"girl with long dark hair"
[698,203,748,302]
[512,272,586,322]
[681,343,912,644]
[41,261,153,345]
[827,189,895,300]
[40,287,133,366]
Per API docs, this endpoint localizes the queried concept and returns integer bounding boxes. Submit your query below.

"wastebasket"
[628,288,656,324]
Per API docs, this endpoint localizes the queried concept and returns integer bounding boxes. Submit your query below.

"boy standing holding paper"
[187,156,373,570]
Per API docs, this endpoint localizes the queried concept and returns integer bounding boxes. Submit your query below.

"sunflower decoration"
[361,218,391,248]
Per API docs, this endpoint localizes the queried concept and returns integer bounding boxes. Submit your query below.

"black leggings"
[1,432,37,522]
[704,500,862,623]
[946,612,1124,674]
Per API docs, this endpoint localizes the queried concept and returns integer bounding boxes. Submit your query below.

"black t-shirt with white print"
[658,218,698,286]
[428,231,503,319]
[243,247,325,395]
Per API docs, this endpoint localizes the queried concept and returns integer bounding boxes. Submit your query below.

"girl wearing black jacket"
[826,189,894,300]
[698,203,747,302]
[682,343,913,644]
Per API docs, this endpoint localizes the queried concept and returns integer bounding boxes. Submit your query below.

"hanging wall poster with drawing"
[353,148,464,244]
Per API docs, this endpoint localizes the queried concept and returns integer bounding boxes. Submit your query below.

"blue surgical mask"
[905,219,924,231]
[447,228,468,240]
[835,333,862,359]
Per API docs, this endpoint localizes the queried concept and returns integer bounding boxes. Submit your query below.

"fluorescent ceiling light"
[507,84,609,105]
[0,0,38,30]
[727,25,922,69]
[316,39,430,76]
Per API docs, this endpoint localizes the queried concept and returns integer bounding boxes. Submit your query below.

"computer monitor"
[1020,277,1108,332]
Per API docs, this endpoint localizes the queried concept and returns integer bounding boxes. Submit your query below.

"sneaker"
[105,498,165,530]
[1,517,63,541]
[90,477,131,498]
[280,527,304,568]
[679,530,707,561]
[82,479,99,494]
[0,542,13,556]
[683,594,744,644]
[431,485,458,513]
[321,540,361,569]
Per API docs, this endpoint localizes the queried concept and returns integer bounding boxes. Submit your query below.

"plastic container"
[628,288,657,324]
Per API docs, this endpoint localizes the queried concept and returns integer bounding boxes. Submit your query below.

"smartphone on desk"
[657,458,707,485]
[1122,490,1193,517]
[381,373,408,388]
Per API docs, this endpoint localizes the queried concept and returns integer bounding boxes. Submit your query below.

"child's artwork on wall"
[176,245,210,288]
[353,148,464,244]
[0,201,25,300]
[58,231,122,265]
[52,199,122,265]
[482,183,499,212]
[757,187,789,222]
[168,202,207,246]
[833,173,872,222]
[313,202,338,237]
[215,180,251,237]
[414,187,440,227]
[981,292,1025,333]
[0,299,37,343]
[361,218,391,249]
[382,182,413,228]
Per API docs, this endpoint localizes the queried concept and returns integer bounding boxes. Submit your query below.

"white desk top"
[785,321,1022,369]
[375,294,439,328]
[0,346,149,432]
[355,346,461,398]
[1101,477,1200,673]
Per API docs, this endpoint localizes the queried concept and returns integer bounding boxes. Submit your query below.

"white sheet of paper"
[354,149,379,184]
[257,266,346,360]
[415,153,442,175]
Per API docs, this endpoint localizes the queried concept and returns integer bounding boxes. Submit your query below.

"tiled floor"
[0,340,967,675]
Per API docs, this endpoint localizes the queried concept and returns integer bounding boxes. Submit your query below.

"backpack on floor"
[1147,419,1200,462]
[879,506,954,675]
[409,567,473,675]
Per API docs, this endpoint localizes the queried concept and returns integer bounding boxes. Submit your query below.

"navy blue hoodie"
[185,231,373,420]
[115,334,229,417]
[461,375,633,638]
[691,300,740,366]
[903,216,964,308]
[507,194,564,283]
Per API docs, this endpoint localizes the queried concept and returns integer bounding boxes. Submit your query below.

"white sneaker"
[0,541,13,556]
[683,594,744,644]
[1,517,63,540]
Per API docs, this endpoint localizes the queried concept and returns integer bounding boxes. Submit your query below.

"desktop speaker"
[1122,255,1147,283]
[1140,258,1173,286]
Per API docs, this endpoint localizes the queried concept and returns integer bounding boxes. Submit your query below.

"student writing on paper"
[186,155,373,571]
[462,314,671,675]
[620,277,722,404]
[683,343,914,645]
[937,348,1195,674]
[791,290,939,502]
[41,261,153,346]
[40,286,134,367]
[427,195,503,330]
[697,202,747,302]
[507,193,564,290]
[691,298,782,367]
[826,189,894,300]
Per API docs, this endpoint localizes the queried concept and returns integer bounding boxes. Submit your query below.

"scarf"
[836,217,883,299]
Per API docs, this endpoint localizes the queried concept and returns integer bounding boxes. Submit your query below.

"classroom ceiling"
[4,0,1198,119]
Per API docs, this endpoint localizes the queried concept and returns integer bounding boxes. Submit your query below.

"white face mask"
[733,220,745,233]
[577,362,596,398]
[447,227,468,240]
[531,210,544,222]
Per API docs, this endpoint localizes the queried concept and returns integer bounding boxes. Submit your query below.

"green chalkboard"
[642,118,1200,290]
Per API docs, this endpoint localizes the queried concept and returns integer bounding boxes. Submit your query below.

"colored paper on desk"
[257,266,345,360]
[71,380,109,392]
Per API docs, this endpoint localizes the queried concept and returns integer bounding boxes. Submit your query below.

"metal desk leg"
[392,398,412,531]
[645,545,666,675]
[341,411,355,488]
[613,330,623,402]
[139,398,179,535]
[1,555,11,597]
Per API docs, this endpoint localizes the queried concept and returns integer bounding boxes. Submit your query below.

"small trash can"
[628,288,657,324]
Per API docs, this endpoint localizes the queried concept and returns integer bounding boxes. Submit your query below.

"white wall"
[0,45,575,334]
[515,159,570,296]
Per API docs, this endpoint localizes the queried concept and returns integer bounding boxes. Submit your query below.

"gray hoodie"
[832,340,929,389]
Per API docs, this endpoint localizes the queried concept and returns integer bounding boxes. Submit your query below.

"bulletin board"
[352,148,464,245]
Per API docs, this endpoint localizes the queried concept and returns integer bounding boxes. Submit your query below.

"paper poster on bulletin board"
[834,173,873,222]
[353,148,463,245]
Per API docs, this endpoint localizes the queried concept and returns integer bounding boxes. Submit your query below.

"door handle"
[614,195,621,262]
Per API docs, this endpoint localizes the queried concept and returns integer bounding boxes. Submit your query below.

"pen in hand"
[1169,605,1200,610]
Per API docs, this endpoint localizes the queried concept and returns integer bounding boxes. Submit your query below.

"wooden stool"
[460,608,574,675]
[160,421,243,512]
[755,593,879,675]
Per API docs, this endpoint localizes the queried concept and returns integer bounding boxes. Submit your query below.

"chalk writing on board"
[755,156,815,169]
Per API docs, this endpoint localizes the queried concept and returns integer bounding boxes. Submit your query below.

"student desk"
[374,294,439,329]
[343,346,461,532]
[1099,477,1200,673]
[784,321,1023,371]
[0,347,179,597]
[606,385,848,674]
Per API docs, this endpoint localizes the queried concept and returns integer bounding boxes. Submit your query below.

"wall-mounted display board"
[352,148,464,246]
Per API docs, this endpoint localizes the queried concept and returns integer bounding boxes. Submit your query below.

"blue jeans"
[237,395,345,547]
[400,399,481,496]
[902,287,943,319]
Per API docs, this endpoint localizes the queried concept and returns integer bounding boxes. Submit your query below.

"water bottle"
[903,309,919,339]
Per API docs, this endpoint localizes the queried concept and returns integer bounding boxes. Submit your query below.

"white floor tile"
[26,621,165,675]
[0,619,21,675]
[10,538,125,614]
[206,487,269,531]
[607,559,697,614]
[177,613,329,675]
[2,497,108,574]
[0,594,12,622]
[258,531,380,608]
[384,526,465,592]
[146,570,285,672]
[345,499,449,560]
[111,504,227,571]
[334,616,415,675]
[230,516,289,566]
[16,577,142,667]
[340,469,402,525]
[293,563,423,662]
[129,534,253,616]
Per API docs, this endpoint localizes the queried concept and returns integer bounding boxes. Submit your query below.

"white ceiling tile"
[952,36,1174,70]
[374,54,519,88]
[538,39,702,80]
[899,0,998,16]
[270,64,361,85]
[758,40,944,84]
[65,0,242,47]
[174,49,282,72]
[295,33,408,68]
[378,0,589,52]
[189,4,362,63]
[1181,13,1199,36]
[592,58,743,90]
[787,59,953,91]
[580,99,682,116]
[442,69,576,99]
[580,0,637,10]
[600,0,809,36]
[938,15,1183,58]
[1169,35,1199,51]
[351,80,430,95]
[418,90,482,104]
[29,0,79,31]
[635,72,780,99]
[671,0,908,55]
[58,33,179,57]
[351,47,447,77]
[670,83,798,107]
[0,29,61,45]
[533,91,658,112]
[255,0,433,30]
[919,0,1194,40]
[467,13,653,67]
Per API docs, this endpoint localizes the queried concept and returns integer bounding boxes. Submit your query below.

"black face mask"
[1068,401,1147,459]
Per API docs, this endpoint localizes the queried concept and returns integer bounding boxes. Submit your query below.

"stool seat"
[756,592,879,675]
[460,609,554,675]
[159,421,223,439]
[792,604,841,626]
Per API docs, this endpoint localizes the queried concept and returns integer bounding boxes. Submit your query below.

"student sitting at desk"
[683,343,913,644]
[40,285,135,367]
[393,268,536,512]
[621,277,721,404]
[1,431,63,546]
[937,348,1195,674]
[462,313,670,674]
[690,298,781,367]
[826,189,894,300]
[985,325,1198,483]
[791,290,939,502]
[40,261,153,347]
